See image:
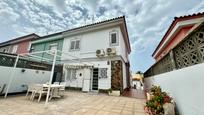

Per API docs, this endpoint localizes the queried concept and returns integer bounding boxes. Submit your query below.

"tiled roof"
[0,33,39,47]
[36,16,131,53]
[63,16,125,33]
[174,12,204,20]
[33,16,130,53]
[37,16,125,39]
[152,12,204,57]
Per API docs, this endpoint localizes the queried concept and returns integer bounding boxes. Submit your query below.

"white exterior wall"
[122,61,127,89]
[119,30,129,63]
[0,66,51,94]
[61,26,127,60]
[94,61,111,89]
[64,60,111,90]
[61,26,129,90]
[120,31,129,90]
[144,63,204,115]
[65,69,84,88]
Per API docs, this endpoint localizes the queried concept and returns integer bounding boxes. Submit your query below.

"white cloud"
[0,0,203,72]
[0,2,20,24]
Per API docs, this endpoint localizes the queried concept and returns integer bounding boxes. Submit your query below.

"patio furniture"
[42,84,64,100]
[33,84,48,102]
[26,84,37,100]
[59,82,66,96]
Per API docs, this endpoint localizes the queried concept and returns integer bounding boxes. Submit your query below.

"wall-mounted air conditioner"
[106,48,116,56]
[96,49,105,57]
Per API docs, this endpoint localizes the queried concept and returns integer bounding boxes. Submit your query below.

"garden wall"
[0,66,50,94]
[144,63,204,115]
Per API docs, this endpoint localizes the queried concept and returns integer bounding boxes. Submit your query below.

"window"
[70,39,80,51]
[3,49,7,53]
[12,45,18,53]
[111,34,117,44]
[99,68,108,79]
[66,69,77,80]
[30,46,34,53]
[110,31,118,46]
[70,41,75,50]
[72,69,77,79]
[49,43,58,51]
[75,40,80,49]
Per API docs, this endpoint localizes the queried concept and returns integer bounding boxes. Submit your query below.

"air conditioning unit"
[106,48,116,55]
[96,49,105,57]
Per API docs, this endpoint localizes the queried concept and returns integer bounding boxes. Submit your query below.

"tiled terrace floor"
[122,89,146,99]
[0,91,146,115]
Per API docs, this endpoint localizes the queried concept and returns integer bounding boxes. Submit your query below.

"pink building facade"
[0,33,39,54]
[152,13,204,61]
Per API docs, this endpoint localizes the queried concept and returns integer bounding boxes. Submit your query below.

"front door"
[82,69,91,92]
[92,68,99,91]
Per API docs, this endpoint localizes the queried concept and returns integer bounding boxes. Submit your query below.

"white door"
[82,69,91,92]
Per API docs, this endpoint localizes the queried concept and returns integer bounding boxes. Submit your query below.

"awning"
[64,63,94,69]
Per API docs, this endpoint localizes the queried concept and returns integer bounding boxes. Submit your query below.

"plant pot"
[108,90,120,96]
[146,92,154,100]
[163,103,175,115]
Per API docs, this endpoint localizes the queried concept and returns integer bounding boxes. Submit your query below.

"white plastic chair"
[26,84,36,100]
[32,84,48,102]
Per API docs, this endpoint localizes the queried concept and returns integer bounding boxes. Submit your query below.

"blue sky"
[0,0,204,73]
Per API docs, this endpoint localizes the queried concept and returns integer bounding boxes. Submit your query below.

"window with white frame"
[12,45,18,53]
[72,69,77,79]
[110,31,119,46]
[70,39,80,51]
[66,69,77,80]
[49,43,58,51]
[99,68,108,79]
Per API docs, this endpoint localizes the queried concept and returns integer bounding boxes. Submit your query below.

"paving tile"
[123,107,134,111]
[96,110,120,115]
[84,109,98,115]
[0,91,145,115]
[133,111,146,115]
[110,108,122,113]
[121,110,134,115]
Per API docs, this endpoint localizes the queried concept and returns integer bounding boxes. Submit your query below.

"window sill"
[69,49,80,52]
[110,43,119,46]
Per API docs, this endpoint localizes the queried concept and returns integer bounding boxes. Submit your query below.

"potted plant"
[108,88,112,95]
[145,86,175,115]
[108,88,120,96]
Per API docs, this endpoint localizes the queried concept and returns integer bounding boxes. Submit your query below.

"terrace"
[0,91,145,115]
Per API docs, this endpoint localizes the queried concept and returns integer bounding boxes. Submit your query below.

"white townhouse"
[61,16,131,93]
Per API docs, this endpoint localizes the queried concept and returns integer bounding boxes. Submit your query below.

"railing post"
[170,50,177,70]
[4,55,19,98]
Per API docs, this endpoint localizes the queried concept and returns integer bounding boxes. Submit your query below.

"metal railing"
[0,52,52,71]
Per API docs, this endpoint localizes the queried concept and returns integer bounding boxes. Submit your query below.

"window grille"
[99,68,108,78]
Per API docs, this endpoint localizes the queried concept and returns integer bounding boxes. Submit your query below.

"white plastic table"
[43,84,64,100]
